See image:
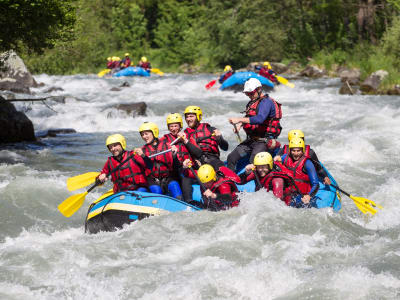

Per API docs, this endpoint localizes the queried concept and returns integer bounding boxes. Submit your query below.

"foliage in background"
[15,0,400,80]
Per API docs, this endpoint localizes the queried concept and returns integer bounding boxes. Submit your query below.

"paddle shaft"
[330,184,351,197]
[233,123,243,143]
[252,170,262,188]
[147,137,180,158]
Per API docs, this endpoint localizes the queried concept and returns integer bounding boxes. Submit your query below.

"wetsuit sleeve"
[255,66,261,70]
[209,125,229,151]
[304,160,319,197]
[309,149,328,179]
[276,147,284,156]
[218,73,225,84]
[249,98,274,124]
[239,172,254,185]
[185,140,203,159]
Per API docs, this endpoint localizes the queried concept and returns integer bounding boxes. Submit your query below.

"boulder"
[0,95,35,143]
[339,81,357,95]
[0,51,37,93]
[105,102,147,117]
[110,87,121,92]
[360,70,389,94]
[43,86,64,93]
[299,65,325,78]
[286,61,302,74]
[36,128,76,138]
[119,81,130,87]
[387,84,400,95]
[179,63,200,74]
[339,68,361,85]
[270,62,288,74]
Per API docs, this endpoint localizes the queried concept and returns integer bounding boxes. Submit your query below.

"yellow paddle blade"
[276,75,295,88]
[58,192,88,218]
[350,195,379,215]
[151,68,164,76]
[98,69,111,78]
[67,172,100,191]
[94,189,114,204]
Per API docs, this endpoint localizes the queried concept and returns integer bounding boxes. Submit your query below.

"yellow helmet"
[107,57,111,61]
[197,164,216,183]
[263,61,271,69]
[289,137,305,153]
[141,56,147,62]
[124,53,130,56]
[224,65,232,72]
[117,57,121,61]
[167,113,183,128]
[112,56,117,61]
[253,152,273,169]
[139,122,159,138]
[184,105,202,122]
[288,129,305,142]
[106,134,126,150]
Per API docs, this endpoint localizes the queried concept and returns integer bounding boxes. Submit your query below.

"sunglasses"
[245,90,257,96]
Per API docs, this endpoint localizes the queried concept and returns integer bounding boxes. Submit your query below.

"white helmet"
[243,78,262,93]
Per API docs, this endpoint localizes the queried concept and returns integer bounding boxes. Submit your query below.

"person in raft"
[137,56,151,71]
[184,105,229,170]
[256,61,279,84]
[97,134,148,193]
[276,137,319,208]
[274,129,331,185]
[134,122,183,199]
[121,53,131,69]
[183,162,240,211]
[218,65,234,84]
[106,57,113,69]
[227,78,282,171]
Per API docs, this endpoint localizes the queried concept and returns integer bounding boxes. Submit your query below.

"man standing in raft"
[184,105,229,170]
[97,134,148,193]
[227,78,282,171]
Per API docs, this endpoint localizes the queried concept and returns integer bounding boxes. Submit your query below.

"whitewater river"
[1,73,400,299]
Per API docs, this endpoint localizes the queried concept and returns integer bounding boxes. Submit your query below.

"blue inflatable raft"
[85,163,341,233]
[113,67,150,77]
[220,71,274,92]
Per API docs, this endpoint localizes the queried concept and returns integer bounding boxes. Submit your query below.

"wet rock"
[110,87,121,92]
[36,128,76,138]
[119,81,130,87]
[299,65,325,78]
[360,70,389,94]
[286,61,302,74]
[270,62,288,74]
[339,81,357,95]
[0,95,35,143]
[339,68,361,85]
[0,51,37,94]
[47,96,66,104]
[387,84,400,95]
[179,63,199,74]
[106,102,147,117]
[43,86,64,93]
[36,82,45,87]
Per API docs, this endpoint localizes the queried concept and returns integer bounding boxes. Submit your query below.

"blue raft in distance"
[113,67,150,77]
[220,71,274,92]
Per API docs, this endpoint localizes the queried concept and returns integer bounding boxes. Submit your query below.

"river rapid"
[1,73,400,299]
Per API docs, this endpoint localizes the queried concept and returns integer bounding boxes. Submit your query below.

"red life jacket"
[139,62,150,69]
[280,154,312,204]
[222,71,233,82]
[205,175,239,209]
[106,61,113,69]
[184,123,220,156]
[105,151,148,193]
[142,138,174,179]
[242,96,282,138]
[259,67,278,83]
[163,133,192,164]
[123,58,131,68]
[282,144,310,157]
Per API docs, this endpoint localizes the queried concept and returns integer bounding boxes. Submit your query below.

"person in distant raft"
[218,65,234,84]
[276,138,319,208]
[106,57,113,69]
[184,105,229,170]
[227,78,282,171]
[256,61,279,84]
[121,53,131,69]
[97,134,148,193]
[274,129,331,185]
[183,163,240,211]
[134,122,183,199]
[137,56,151,71]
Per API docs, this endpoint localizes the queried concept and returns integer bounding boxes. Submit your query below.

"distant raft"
[113,67,150,77]
[220,71,274,92]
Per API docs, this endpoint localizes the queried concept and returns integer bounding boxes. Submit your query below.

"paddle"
[67,172,100,192]
[252,169,262,189]
[151,68,164,76]
[98,69,111,78]
[205,80,216,89]
[232,123,243,143]
[330,184,382,215]
[276,75,295,88]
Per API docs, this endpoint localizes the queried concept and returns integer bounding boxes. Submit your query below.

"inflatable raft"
[113,67,150,77]
[85,163,341,234]
[220,71,274,92]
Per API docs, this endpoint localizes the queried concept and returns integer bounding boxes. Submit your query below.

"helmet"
[167,113,183,128]
[289,138,305,153]
[184,105,202,122]
[263,61,271,69]
[141,56,147,62]
[253,152,273,169]
[288,129,305,142]
[125,53,130,56]
[117,57,121,61]
[112,56,117,61]
[224,65,232,72]
[106,134,126,150]
[107,57,111,61]
[139,122,159,138]
[243,78,262,93]
[197,164,216,183]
